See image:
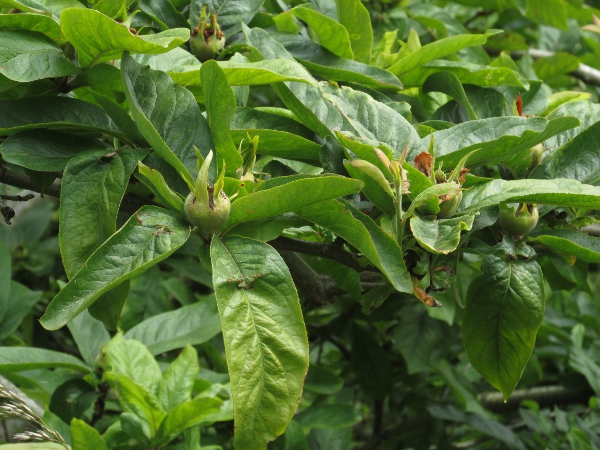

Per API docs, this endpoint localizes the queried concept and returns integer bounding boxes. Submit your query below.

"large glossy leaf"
[0,281,41,341]
[295,199,413,293]
[401,60,528,89]
[158,346,199,412]
[67,310,111,367]
[0,97,123,138]
[104,334,162,393]
[152,396,223,446]
[61,8,189,67]
[0,130,110,172]
[387,30,500,75]
[230,129,321,162]
[0,12,63,43]
[335,0,372,63]
[291,4,353,59]
[274,34,401,90]
[40,206,191,330]
[544,100,600,149]
[411,116,580,168]
[242,25,348,138]
[423,72,477,120]
[124,298,221,355]
[71,418,109,450]
[170,59,317,88]
[323,85,420,159]
[211,235,309,449]
[0,29,78,82]
[458,178,600,214]
[122,52,210,185]
[223,175,363,229]
[410,213,475,254]
[60,147,146,278]
[530,230,600,263]
[192,0,263,35]
[200,60,243,176]
[530,120,600,184]
[0,347,89,372]
[463,255,545,399]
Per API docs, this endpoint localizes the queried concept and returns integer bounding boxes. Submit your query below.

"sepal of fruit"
[184,151,230,236]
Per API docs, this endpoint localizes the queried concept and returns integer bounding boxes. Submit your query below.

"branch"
[0,194,34,202]
[512,48,600,86]
[279,251,343,306]
[478,385,593,412]
[270,236,370,273]
[0,168,60,197]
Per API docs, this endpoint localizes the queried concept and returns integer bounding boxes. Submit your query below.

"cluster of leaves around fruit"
[2,0,600,448]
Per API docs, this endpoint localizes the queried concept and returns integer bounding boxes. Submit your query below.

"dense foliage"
[2,0,600,448]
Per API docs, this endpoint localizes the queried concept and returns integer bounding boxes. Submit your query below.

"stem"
[0,194,35,202]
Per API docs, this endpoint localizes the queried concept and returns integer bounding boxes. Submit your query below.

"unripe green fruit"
[184,187,230,235]
[190,28,225,61]
[437,190,462,219]
[499,203,539,236]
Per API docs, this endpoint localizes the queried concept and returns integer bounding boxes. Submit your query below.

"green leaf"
[295,199,413,293]
[410,213,475,254]
[124,298,221,355]
[0,30,78,82]
[0,238,11,329]
[0,130,110,172]
[335,0,372,63]
[324,86,420,159]
[60,147,147,278]
[274,34,400,90]
[71,418,109,450]
[295,404,362,430]
[108,373,165,435]
[104,334,162,393]
[458,178,600,214]
[0,97,124,138]
[200,60,243,176]
[192,0,264,35]
[543,91,591,116]
[0,0,48,15]
[122,52,210,186]
[67,310,111,367]
[291,5,353,59]
[138,0,188,30]
[388,30,501,76]
[569,324,600,396]
[406,183,462,218]
[210,235,309,449]
[283,421,307,450]
[0,13,64,43]
[544,100,600,150]
[304,365,344,395]
[152,396,223,446]
[170,59,317,88]
[423,72,477,121]
[344,160,395,215]
[428,405,527,450]
[61,8,189,67]
[0,347,89,372]
[413,116,579,169]
[533,52,579,80]
[230,129,320,162]
[158,346,199,412]
[224,175,362,229]
[525,0,567,29]
[0,281,42,341]
[401,60,528,89]
[530,120,600,184]
[136,162,185,214]
[463,255,545,399]
[395,305,439,374]
[530,230,600,263]
[40,206,190,330]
